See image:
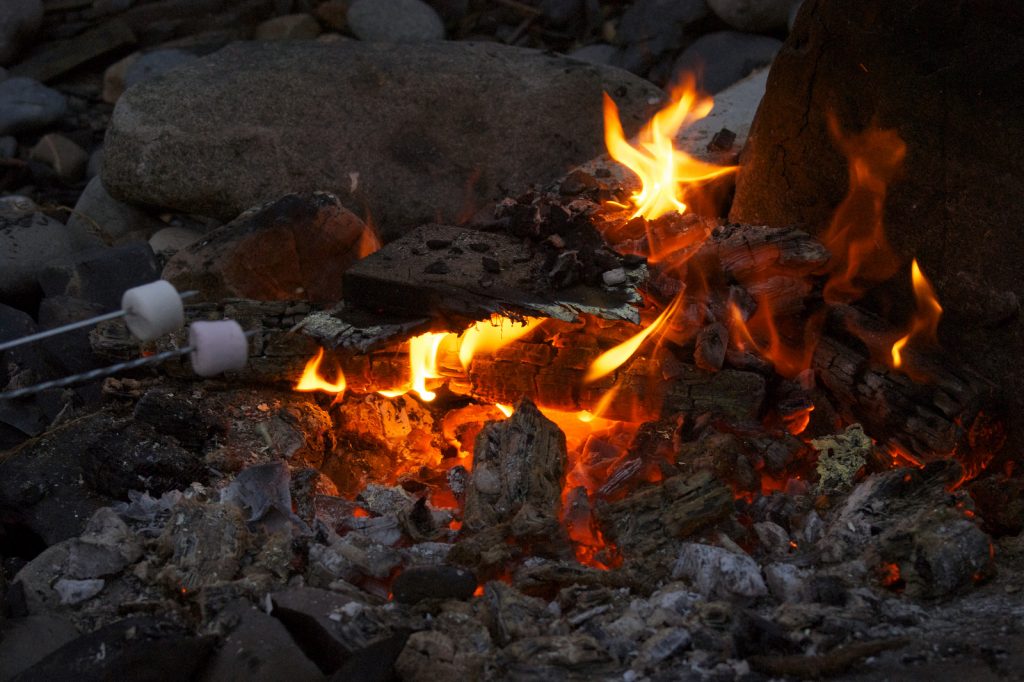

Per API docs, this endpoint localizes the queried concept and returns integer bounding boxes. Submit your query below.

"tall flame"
[408,332,448,402]
[294,348,346,396]
[891,259,942,368]
[602,75,736,221]
[821,117,907,304]
[585,295,682,383]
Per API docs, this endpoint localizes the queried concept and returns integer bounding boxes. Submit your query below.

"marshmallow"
[189,320,249,377]
[121,280,185,341]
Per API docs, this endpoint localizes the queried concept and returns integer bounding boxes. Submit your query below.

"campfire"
[1,2,1022,679]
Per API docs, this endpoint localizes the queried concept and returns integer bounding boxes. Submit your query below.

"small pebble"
[30,132,88,181]
[482,256,501,273]
[468,242,489,252]
[602,267,627,286]
[426,238,451,249]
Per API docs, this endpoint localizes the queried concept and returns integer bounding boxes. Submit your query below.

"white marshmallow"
[121,280,185,341]
[189,320,248,377]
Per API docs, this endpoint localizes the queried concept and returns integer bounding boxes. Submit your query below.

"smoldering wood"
[594,470,733,558]
[341,224,645,325]
[462,399,567,534]
[812,333,1001,463]
[694,322,728,371]
[692,224,831,282]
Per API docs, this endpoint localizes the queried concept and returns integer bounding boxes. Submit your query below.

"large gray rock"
[103,41,663,240]
[0,0,43,65]
[672,31,781,94]
[347,0,445,42]
[0,208,74,301]
[0,76,67,134]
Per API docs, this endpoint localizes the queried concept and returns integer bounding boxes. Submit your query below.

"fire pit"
[1,1,1023,680]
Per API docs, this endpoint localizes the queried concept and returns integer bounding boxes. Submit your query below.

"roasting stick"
[0,281,198,353]
[0,322,256,401]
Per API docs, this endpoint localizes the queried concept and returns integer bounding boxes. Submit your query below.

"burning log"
[813,333,1001,466]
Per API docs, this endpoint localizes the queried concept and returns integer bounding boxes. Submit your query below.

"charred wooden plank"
[694,224,830,282]
[342,224,643,324]
[594,470,732,558]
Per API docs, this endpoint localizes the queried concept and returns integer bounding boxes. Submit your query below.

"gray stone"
[29,132,89,180]
[102,52,138,104]
[0,134,15,157]
[65,507,143,579]
[707,0,800,32]
[54,577,105,604]
[39,241,160,309]
[86,146,103,178]
[616,0,708,73]
[0,614,79,681]
[148,225,201,259]
[66,176,164,251]
[123,48,199,91]
[102,41,662,240]
[254,13,322,40]
[37,295,106,375]
[671,542,767,599]
[0,0,43,65]
[347,0,444,42]
[0,77,67,134]
[672,31,781,94]
[203,602,322,682]
[0,209,74,301]
[764,563,814,602]
[567,43,619,67]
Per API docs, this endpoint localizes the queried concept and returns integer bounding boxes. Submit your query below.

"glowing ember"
[294,348,346,397]
[891,259,943,369]
[585,295,683,383]
[602,75,736,220]
[495,403,514,417]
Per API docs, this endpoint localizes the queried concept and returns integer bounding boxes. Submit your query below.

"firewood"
[595,470,733,558]
[813,334,1000,463]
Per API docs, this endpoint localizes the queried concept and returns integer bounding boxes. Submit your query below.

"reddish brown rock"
[162,192,371,302]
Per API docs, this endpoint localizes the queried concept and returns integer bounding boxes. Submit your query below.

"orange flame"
[891,259,942,369]
[458,316,543,370]
[585,295,683,383]
[294,348,346,397]
[409,332,448,402]
[602,75,736,221]
[821,118,907,304]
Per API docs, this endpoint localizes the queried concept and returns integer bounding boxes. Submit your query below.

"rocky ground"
[2,1,1024,681]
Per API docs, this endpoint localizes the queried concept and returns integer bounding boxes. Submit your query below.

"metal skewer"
[0,330,258,401]
[0,289,199,353]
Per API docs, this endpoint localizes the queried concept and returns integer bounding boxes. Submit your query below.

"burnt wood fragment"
[463,399,566,534]
[342,224,643,324]
[595,470,732,558]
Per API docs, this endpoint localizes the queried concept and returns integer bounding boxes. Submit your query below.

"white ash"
[672,542,768,599]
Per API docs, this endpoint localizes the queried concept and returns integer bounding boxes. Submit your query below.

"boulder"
[102,40,663,240]
[729,0,1024,456]
[162,192,369,302]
